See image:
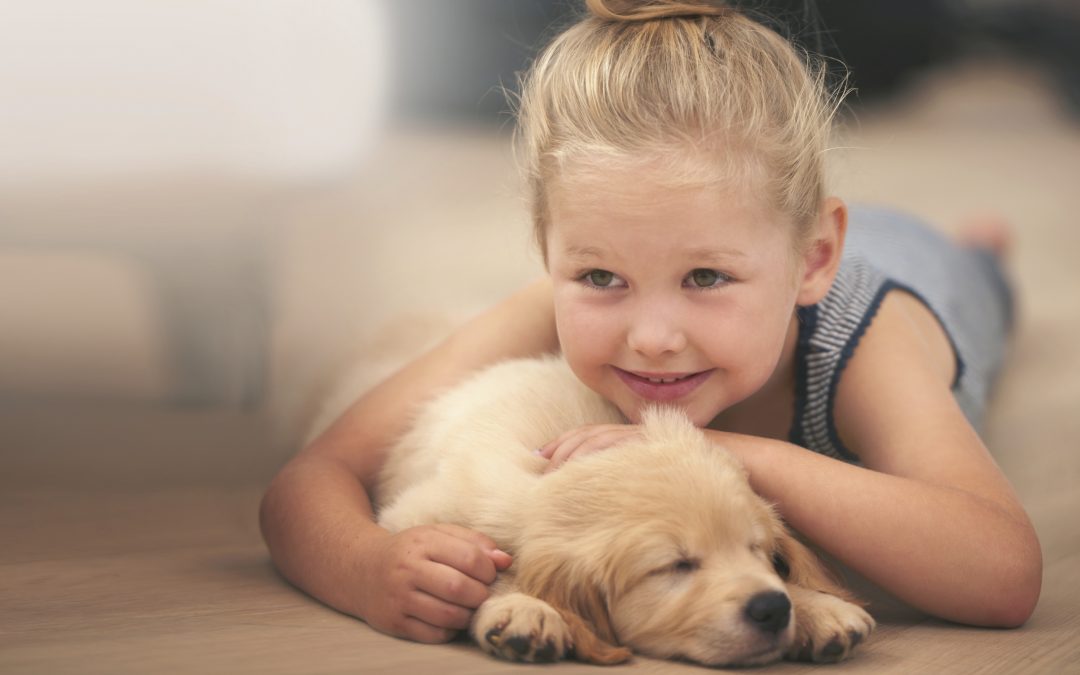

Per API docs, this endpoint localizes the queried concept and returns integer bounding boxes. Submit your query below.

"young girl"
[260,0,1041,644]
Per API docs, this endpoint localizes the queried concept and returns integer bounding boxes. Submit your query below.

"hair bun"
[586,0,729,22]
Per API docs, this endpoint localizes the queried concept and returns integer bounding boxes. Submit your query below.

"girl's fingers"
[417,552,493,608]
[539,424,628,458]
[398,614,459,644]
[375,524,513,644]
[538,427,586,458]
[544,427,642,473]
[430,522,500,555]
[404,589,475,632]
[429,523,512,578]
[545,431,594,468]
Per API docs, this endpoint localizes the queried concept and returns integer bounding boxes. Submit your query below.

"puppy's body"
[376,356,874,666]
[377,357,622,545]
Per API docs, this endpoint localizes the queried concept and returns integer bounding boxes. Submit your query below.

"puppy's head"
[516,408,801,666]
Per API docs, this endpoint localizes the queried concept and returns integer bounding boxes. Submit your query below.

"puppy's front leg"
[471,578,574,664]
[785,585,875,662]
[775,534,874,662]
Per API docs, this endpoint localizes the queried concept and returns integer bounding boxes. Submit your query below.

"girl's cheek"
[555,312,588,360]
[558,306,615,365]
[556,297,607,335]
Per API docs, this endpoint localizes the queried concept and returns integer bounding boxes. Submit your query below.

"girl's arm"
[713,432,1041,627]
[259,277,558,642]
[715,292,1042,628]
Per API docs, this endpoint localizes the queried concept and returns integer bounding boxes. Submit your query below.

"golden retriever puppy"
[376,356,874,666]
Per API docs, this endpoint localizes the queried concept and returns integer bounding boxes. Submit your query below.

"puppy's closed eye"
[771,551,791,580]
[650,558,701,577]
[670,558,700,574]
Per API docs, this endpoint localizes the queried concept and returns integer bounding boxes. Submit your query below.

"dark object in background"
[386,0,1080,123]
[387,0,570,123]
[757,0,962,103]
[765,0,1080,112]
[971,2,1080,114]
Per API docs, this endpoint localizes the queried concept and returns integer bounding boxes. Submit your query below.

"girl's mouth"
[612,366,715,402]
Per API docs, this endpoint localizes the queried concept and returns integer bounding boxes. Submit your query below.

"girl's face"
[546,162,804,427]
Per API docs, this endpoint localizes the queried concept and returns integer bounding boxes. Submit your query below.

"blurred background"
[1,0,1079,482]
[3,3,1080,670]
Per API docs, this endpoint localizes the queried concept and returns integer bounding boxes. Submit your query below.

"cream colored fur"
[376,356,874,665]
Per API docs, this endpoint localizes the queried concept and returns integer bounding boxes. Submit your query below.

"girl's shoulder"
[791,258,956,464]
[828,286,980,471]
[792,209,1014,462]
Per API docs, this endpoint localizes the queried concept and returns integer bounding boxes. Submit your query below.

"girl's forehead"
[549,152,769,212]
[547,200,793,268]
[549,167,777,232]
[544,159,799,267]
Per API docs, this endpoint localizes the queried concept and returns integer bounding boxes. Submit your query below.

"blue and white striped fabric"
[789,205,1014,462]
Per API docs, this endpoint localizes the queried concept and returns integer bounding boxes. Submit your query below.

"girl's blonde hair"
[515,0,848,260]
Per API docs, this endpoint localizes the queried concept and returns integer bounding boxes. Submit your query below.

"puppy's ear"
[561,606,633,665]
[516,558,632,665]
[773,527,865,606]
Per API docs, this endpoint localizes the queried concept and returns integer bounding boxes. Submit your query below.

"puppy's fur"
[376,356,874,666]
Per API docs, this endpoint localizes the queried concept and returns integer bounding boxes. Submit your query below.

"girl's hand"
[359,523,513,643]
[537,424,643,473]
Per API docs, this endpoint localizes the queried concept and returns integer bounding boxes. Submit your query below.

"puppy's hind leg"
[376,478,462,532]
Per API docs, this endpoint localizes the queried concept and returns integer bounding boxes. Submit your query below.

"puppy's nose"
[744,591,791,634]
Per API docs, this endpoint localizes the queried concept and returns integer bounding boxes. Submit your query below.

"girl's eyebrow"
[685,246,746,264]
[563,245,605,260]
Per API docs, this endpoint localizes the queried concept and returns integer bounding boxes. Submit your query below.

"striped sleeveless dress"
[788,205,1014,462]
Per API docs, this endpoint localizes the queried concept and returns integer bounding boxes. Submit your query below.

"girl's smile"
[612,366,717,402]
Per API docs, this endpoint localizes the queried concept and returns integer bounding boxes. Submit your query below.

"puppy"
[376,356,874,666]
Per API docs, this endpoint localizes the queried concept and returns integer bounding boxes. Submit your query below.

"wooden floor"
[3,60,1080,673]
[1,403,1078,674]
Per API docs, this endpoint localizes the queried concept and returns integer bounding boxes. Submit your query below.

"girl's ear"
[796,197,847,307]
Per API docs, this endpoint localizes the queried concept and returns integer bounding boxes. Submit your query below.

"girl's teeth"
[647,376,683,384]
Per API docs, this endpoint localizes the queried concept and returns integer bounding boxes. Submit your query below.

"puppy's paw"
[471,592,572,663]
[786,588,875,663]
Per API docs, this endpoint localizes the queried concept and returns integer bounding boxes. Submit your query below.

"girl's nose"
[626,309,688,358]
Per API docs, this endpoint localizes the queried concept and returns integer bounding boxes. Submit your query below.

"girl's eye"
[583,269,620,288]
[686,268,727,288]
